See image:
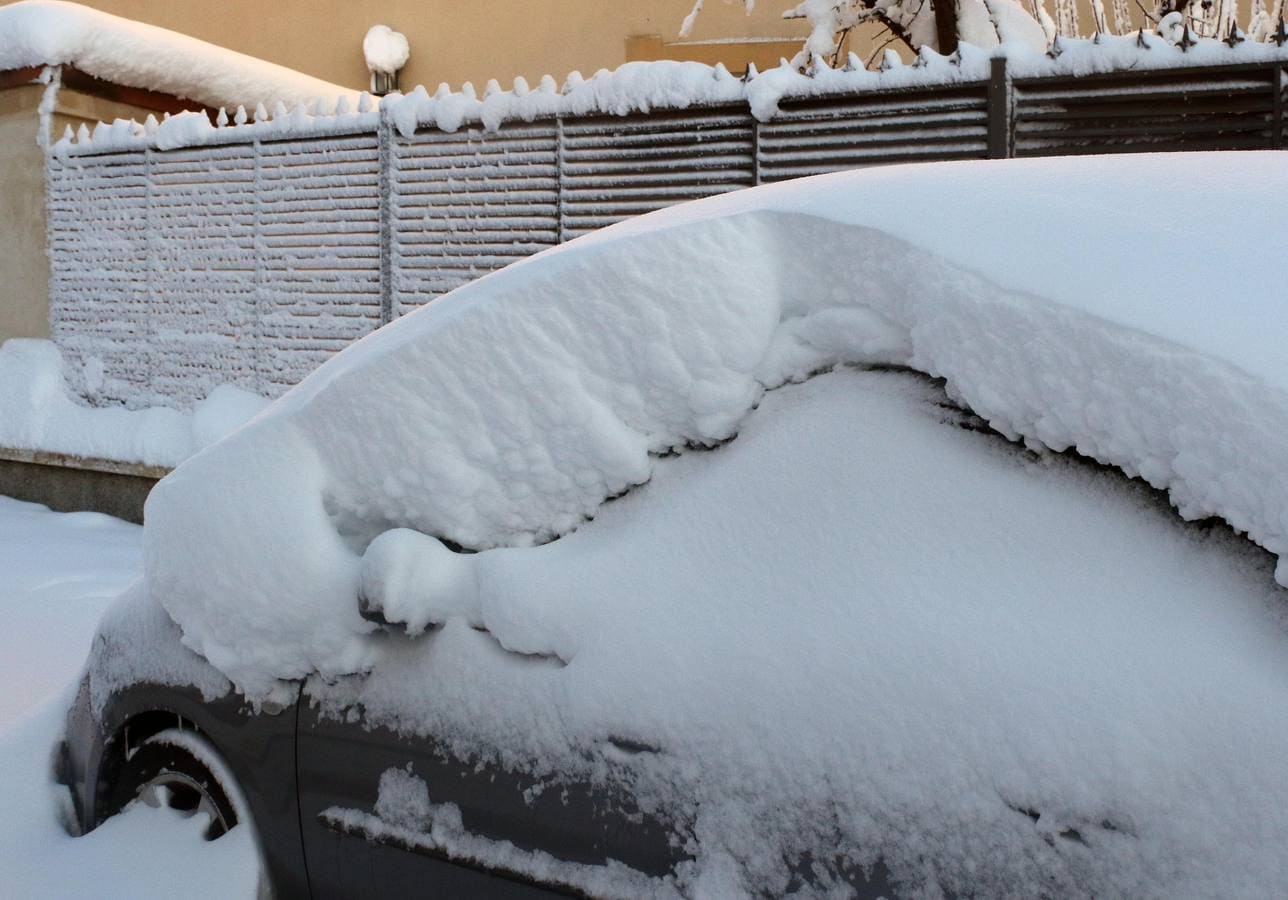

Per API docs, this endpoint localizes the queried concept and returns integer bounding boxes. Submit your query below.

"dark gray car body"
[57,619,894,898]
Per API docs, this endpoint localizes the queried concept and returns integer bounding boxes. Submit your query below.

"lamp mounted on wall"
[364,24,410,96]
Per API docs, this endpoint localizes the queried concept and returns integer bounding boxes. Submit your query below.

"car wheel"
[110,728,239,840]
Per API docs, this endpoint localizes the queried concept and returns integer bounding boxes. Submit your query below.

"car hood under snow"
[135,152,1288,896]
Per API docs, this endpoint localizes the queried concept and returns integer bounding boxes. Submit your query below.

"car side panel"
[296,699,683,898]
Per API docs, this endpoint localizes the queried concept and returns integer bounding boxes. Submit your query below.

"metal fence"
[47,57,1288,408]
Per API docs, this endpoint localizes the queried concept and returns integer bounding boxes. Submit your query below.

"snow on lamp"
[364,24,410,96]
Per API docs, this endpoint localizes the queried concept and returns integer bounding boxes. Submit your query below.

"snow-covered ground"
[0,497,256,898]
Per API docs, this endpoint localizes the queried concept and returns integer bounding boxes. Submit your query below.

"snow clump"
[362,24,410,75]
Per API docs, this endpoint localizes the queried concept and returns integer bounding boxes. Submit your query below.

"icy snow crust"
[0,0,357,112]
[146,152,1288,893]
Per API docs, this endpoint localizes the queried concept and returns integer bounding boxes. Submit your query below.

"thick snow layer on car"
[143,151,1288,891]
[316,370,1288,896]
[0,339,268,467]
[0,0,357,111]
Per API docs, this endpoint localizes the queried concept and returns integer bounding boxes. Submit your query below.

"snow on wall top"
[0,339,269,469]
[49,32,1288,157]
[0,0,358,112]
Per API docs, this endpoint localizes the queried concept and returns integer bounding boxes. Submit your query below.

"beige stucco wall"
[0,85,49,344]
[49,88,163,141]
[0,79,168,348]
[0,1,822,93]
[1,2,1162,101]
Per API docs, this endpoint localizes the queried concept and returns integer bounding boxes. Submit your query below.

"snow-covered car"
[58,152,1288,898]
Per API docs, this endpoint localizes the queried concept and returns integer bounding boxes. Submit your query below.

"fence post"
[555,115,567,245]
[988,56,1013,159]
[377,105,395,326]
[143,147,157,389]
[252,137,264,394]
[1274,64,1285,150]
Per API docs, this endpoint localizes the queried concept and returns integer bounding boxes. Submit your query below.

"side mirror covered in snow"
[358,529,478,636]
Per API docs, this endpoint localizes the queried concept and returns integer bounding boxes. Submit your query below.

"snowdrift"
[0,339,268,468]
[140,151,1288,894]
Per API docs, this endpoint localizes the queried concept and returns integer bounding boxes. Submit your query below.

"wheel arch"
[93,707,212,825]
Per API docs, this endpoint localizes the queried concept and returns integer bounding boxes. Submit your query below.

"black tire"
[107,728,239,841]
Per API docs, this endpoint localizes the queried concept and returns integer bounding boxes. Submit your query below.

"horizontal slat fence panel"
[146,145,257,406]
[255,135,382,393]
[760,86,991,181]
[560,109,755,240]
[48,151,152,405]
[391,121,558,315]
[44,58,1287,410]
[47,135,382,406]
[1013,67,1281,156]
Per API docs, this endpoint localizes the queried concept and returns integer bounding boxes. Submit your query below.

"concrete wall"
[0,448,161,523]
[0,85,49,344]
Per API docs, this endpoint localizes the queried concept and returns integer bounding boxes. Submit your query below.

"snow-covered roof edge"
[0,1,359,114]
[48,32,1288,158]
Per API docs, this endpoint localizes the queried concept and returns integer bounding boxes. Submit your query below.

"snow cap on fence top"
[0,0,359,112]
[47,29,1288,155]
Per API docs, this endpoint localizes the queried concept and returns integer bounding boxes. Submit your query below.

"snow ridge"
[0,0,357,113]
[0,339,268,468]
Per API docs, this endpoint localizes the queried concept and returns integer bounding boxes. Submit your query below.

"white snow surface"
[0,339,269,467]
[363,24,410,75]
[0,0,358,112]
[316,370,1288,896]
[0,497,255,898]
[144,152,1288,892]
